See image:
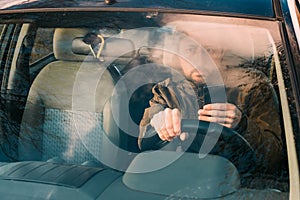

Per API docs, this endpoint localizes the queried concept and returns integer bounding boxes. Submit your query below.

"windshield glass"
[0,11,292,199]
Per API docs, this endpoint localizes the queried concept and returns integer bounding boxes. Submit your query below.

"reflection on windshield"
[0,0,39,9]
[0,12,289,196]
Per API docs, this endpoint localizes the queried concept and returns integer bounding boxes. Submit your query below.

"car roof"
[0,0,277,19]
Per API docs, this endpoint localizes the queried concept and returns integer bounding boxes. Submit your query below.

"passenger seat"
[19,28,135,166]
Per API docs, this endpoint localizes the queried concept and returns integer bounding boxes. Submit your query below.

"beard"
[187,69,206,86]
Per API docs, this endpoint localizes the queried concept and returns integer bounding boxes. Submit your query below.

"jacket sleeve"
[138,82,180,151]
[241,81,283,174]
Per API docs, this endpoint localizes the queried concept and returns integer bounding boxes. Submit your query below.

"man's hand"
[150,108,187,141]
[198,103,242,129]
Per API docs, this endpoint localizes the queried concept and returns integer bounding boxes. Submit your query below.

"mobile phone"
[203,85,227,105]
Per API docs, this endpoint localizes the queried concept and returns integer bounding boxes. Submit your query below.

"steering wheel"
[179,119,256,174]
[115,51,256,173]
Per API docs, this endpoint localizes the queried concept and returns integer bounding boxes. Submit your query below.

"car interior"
[0,12,292,196]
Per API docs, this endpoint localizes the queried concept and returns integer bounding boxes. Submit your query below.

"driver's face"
[178,57,206,84]
[177,35,219,85]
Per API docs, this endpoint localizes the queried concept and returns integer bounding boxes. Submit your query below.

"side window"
[30,28,54,65]
[293,0,300,49]
[296,0,300,23]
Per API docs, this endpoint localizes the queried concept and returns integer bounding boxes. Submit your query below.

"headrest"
[53,28,135,62]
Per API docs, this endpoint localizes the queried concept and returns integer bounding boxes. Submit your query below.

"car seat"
[19,28,135,167]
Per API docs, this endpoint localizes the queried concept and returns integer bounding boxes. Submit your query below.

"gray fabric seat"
[19,28,135,166]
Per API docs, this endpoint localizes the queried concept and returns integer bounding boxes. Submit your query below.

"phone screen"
[203,85,227,105]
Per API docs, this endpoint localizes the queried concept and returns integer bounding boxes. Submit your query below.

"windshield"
[0,11,293,199]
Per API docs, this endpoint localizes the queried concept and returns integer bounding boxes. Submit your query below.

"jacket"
[138,67,283,174]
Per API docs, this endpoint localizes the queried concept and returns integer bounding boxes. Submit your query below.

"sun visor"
[161,21,273,68]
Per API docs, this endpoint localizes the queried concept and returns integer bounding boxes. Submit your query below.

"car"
[0,0,299,199]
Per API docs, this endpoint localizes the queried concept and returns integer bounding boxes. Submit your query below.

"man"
[138,18,283,174]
